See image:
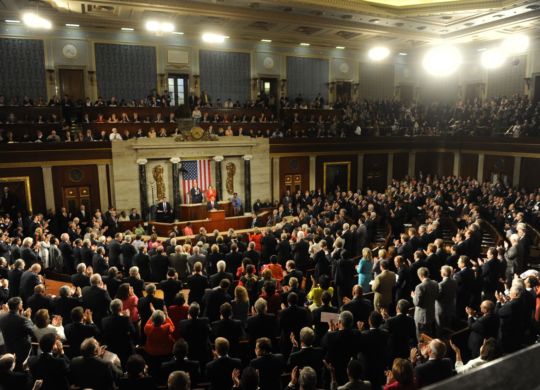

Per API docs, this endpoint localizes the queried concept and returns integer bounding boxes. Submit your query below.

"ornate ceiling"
[1,0,539,50]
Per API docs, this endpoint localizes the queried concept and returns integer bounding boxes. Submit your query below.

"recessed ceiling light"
[336,46,345,49]
[261,39,272,42]
[22,12,52,29]
[368,46,390,61]
[65,23,79,28]
[5,19,21,24]
[399,52,408,56]
[202,33,227,43]
[121,27,134,31]
[145,20,174,33]
[300,42,310,46]
[172,31,184,35]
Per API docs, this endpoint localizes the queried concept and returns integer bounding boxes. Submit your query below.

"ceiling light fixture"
[336,46,345,49]
[399,52,408,56]
[422,45,462,77]
[501,34,529,54]
[121,27,134,31]
[5,19,21,24]
[261,39,272,42]
[202,33,228,43]
[481,47,506,69]
[172,31,184,35]
[300,42,310,46]
[368,46,390,61]
[65,23,79,28]
[145,20,175,33]
[22,12,52,29]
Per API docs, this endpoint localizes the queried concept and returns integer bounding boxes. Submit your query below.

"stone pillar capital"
[136,158,148,165]
[213,156,224,162]
[170,157,181,164]
[243,155,253,161]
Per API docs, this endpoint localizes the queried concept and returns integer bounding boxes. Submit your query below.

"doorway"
[465,83,483,104]
[58,69,85,102]
[336,82,352,102]
[533,74,540,104]
[259,78,278,107]
[63,186,91,215]
[168,74,189,107]
[399,84,414,106]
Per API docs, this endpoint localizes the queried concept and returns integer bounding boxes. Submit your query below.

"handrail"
[480,219,505,247]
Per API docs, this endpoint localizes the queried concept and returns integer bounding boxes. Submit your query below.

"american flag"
[181,160,212,202]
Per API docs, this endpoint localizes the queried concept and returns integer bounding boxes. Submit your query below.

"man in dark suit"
[59,233,75,274]
[279,292,311,356]
[69,337,122,390]
[19,263,42,303]
[382,299,417,363]
[81,274,112,329]
[92,246,109,275]
[190,183,203,204]
[413,339,455,388]
[224,244,243,275]
[51,285,81,323]
[209,260,234,288]
[74,204,91,229]
[250,337,285,390]
[288,327,325,386]
[292,231,310,273]
[64,306,99,357]
[211,302,244,356]
[120,236,137,271]
[27,332,70,390]
[358,311,388,389]
[71,263,91,288]
[341,285,373,328]
[496,285,526,353]
[156,197,174,222]
[467,300,499,358]
[283,260,303,287]
[203,278,232,322]
[206,337,242,390]
[454,256,475,319]
[321,310,363,385]
[150,245,170,282]
[108,233,123,271]
[101,299,136,366]
[158,268,184,306]
[311,290,338,342]
[187,262,209,304]
[27,283,52,318]
[160,338,200,386]
[481,247,501,301]
[180,303,212,370]
[246,298,278,351]
[0,297,34,369]
[436,265,458,332]
[138,283,165,332]
[8,259,24,297]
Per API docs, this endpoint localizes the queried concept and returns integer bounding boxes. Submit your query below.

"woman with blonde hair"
[357,247,374,292]
[231,285,250,324]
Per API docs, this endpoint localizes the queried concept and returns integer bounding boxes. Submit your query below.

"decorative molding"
[170,157,181,164]
[213,155,224,162]
[136,158,148,165]
[243,155,253,161]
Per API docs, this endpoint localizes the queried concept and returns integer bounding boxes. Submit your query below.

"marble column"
[477,154,484,183]
[453,152,460,176]
[213,155,224,201]
[41,166,55,211]
[408,151,416,178]
[97,164,109,211]
[272,157,280,203]
[170,157,181,220]
[387,153,394,186]
[357,153,364,190]
[309,156,316,190]
[137,159,149,220]
[243,155,253,213]
[513,156,521,187]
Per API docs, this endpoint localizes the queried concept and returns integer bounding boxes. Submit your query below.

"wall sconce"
[328,82,336,93]
[193,75,199,89]
[158,73,165,88]
[252,78,259,89]
[46,69,55,84]
[88,70,95,85]
[524,77,531,91]
[280,79,287,92]
[352,83,359,94]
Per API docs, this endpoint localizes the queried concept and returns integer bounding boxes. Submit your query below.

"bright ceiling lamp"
[145,20,175,33]
[481,47,506,69]
[22,12,52,29]
[202,33,227,43]
[422,45,462,77]
[501,34,529,55]
[368,46,390,61]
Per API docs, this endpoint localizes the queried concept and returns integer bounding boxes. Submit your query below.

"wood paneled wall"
[0,167,45,214]
[520,158,540,191]
[279,156,310,197]
[483,155,514,186]
[415,152,454,177]
[393,152,409,180]
[363,154,387,191]
[52,165,101,213]
[460,153,479,179]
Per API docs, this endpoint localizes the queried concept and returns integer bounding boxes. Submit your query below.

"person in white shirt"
[109,128,123,141]
[450,337,501,374]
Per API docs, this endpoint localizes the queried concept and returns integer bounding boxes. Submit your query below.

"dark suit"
[8,267,23,297]
[179,318,212,365]
[133,252,151,281]
[279,305,312,356]
[0,311,34,368]
[150,253,170,282]
[59,241,75,274]
[322,329,363,385]
[250,353,285,390]
[64,321,100,357]
[203,288,231,322]
[27,293,53,319]
[28,352,70,390]
[81,285,111,328]
[101,314,136,365]
[246,313,278,349]
[382,313,417,362]
[187,273,209,304]
[311,304,338,343]
[209,271,234,288]
[293,239,310,272]
[71,273,90,288]
[454,267,475,317]
[51,295,80,324]
[158,278,183,306]
[19,270,40,302]
[70,356,121,390]
[468,313,499,358]
[156,201,173,222]
[341,297,373,326]
[287,346,325,385]
[224,251,243,274]
[92,253,109,275]
[190,188,203,204]
[138,295,165,333]
[160,357,200,386]
[359,327,389,388]
[497,298,525,353]
[211,318,244,355]
[121,242,137,270]
[414,358,455,388]
[125,276,145,297]
[206,355,242,390]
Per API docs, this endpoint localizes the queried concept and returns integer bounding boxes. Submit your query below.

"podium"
[208,209,225,221]
[179,201,232,221]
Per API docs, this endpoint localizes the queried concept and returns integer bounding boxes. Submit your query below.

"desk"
[151,215,252,236]
[179,201,232,221]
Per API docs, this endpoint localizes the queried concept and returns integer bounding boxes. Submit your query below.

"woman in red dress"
[205,185,216,202]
